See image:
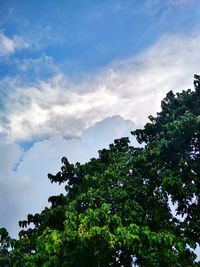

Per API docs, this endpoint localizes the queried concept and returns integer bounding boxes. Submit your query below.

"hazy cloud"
[0,32,29,57]
[1,116,136,237]
[167,0,195,6]
[16,55,59,74]
[0,142,33,237]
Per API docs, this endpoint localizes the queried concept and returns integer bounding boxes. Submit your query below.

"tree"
[1,75,200,266]
[134,74,200,247]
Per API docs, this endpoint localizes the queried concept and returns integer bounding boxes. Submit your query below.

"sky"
[1,0,200,240]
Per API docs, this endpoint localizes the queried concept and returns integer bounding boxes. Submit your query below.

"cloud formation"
[1,33,199,142]
[1,116,136,237]
[0,32,29,57]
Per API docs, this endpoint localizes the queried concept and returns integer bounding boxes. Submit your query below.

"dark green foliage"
[1,75,200,266]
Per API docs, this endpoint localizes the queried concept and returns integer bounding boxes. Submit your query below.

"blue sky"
[0,0,200,246]
[1,0,199,79]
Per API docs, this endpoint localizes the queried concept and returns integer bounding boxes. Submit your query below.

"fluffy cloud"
[2,116,136,237]
[0,32,29,57]
[1,33,199,142]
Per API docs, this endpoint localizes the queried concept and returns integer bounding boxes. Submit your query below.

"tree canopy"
[1,75,200,266]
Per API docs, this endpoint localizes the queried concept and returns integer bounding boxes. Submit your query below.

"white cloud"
[2,116,136,237]
[1,33,199,142]
[0,32,29,57]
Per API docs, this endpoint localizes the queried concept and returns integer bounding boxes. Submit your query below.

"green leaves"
[2,75,200,266]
